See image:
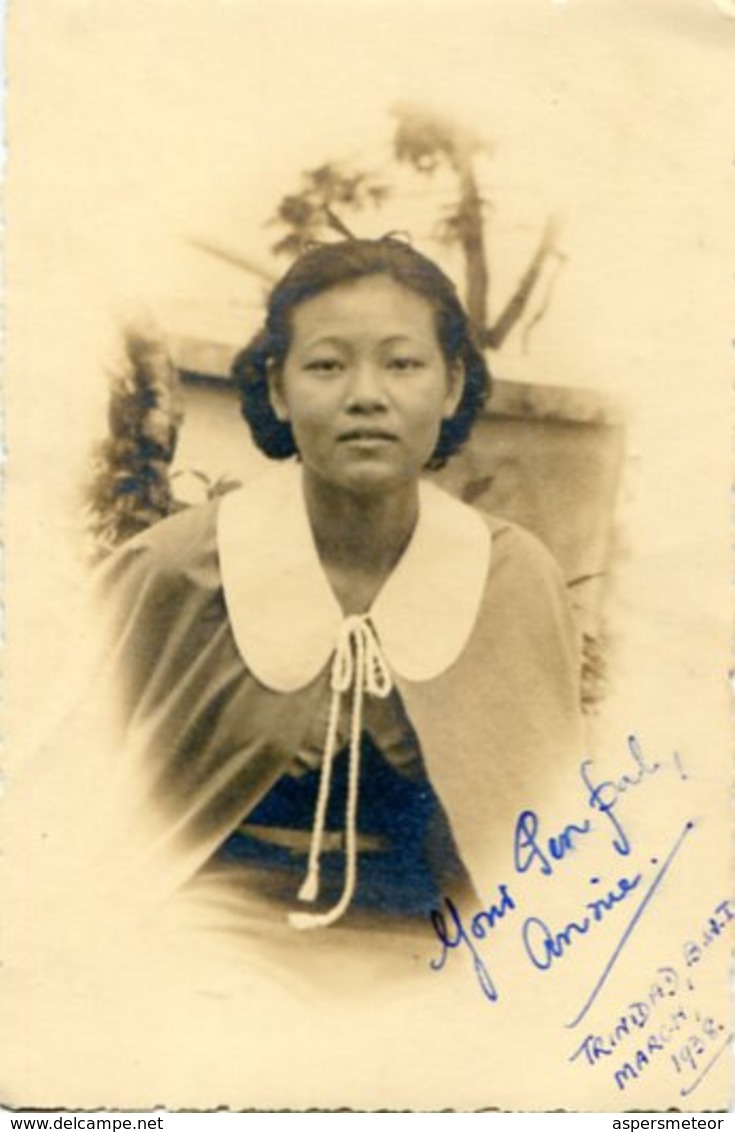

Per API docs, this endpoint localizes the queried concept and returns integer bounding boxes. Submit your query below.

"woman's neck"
[302,471,420,614]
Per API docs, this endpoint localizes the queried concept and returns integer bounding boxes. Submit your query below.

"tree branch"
[187,237,277,283]
[483,217,561,350]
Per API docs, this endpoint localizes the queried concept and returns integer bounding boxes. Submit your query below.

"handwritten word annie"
[522,872,642,971]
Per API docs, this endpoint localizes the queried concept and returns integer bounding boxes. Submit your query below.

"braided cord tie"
[288,615,393,931]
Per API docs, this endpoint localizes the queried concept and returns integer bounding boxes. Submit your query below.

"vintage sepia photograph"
[2,0,733,1113]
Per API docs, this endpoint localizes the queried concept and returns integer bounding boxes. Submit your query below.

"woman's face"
[269,274,464,496]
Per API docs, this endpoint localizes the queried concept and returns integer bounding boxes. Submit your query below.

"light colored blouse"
[94,461,585,927]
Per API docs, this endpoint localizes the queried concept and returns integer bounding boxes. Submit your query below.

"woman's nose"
[344,362,388,412]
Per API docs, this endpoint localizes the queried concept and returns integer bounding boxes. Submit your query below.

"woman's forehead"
[287,274,440,344]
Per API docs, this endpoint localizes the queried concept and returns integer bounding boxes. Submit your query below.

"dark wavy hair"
[232,236,491,470]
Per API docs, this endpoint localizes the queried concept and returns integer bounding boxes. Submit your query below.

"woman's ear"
[266,360,290,422]
[443,360,465,419]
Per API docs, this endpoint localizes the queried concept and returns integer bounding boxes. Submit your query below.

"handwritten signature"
[428,733,691,1019]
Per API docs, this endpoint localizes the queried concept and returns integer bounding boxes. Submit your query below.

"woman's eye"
[387,357,424,372]
[304,358,343,374]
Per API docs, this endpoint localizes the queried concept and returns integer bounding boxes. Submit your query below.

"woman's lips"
[337,428,398,442]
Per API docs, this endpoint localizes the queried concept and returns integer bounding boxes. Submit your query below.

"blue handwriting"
[581,734,661,857]
[566,821,694,1028]
[514,809,592,877]
[429,884,516,1002]
[523,872,643,971]
[426,734,686,1011]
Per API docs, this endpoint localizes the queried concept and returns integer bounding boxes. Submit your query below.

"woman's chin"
[311,461,419,500]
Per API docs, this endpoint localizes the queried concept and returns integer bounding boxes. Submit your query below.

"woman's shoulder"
[424,478,564,585]
[467,511,579,666]
[464,504,568,591]
[96,499,223,594]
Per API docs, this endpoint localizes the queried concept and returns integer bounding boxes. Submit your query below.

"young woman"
[89,236,584,952]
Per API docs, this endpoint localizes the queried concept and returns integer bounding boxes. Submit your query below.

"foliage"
[268,163,391,258]
[266,103,564,348]
[391,102,488,173]
[85,325,184,559]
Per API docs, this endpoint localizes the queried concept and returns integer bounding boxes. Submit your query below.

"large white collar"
[217,462,491,691]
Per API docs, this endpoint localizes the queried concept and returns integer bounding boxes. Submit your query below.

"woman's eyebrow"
[379,335,429,347]
[300,335,348,351]
[299,332,431,351]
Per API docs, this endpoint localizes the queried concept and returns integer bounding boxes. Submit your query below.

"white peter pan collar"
[217,462,491,692]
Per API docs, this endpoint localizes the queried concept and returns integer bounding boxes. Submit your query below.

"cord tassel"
[295,682,342,903]
[289,615,392,931]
